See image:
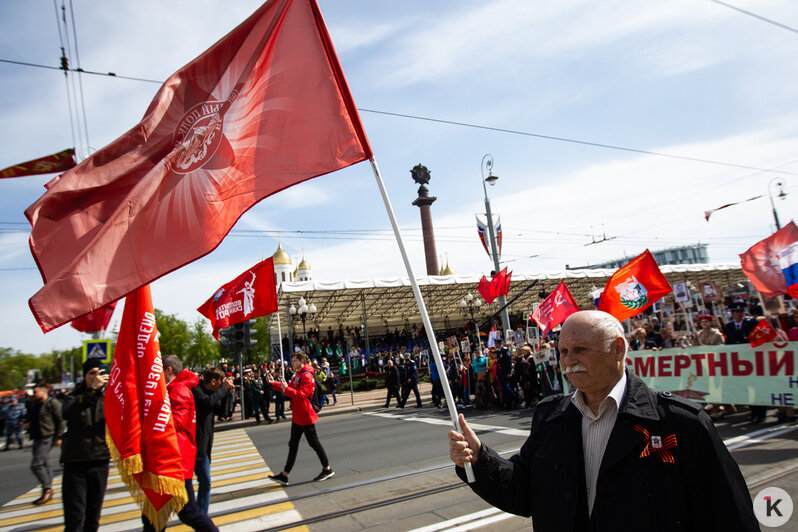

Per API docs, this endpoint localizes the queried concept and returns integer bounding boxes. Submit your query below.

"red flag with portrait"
[26,0,371,333]
[531,281,579,336]
[597,250,671,322]
[197,258,278,338]
[739,222,798,298]
[105,285,187,529]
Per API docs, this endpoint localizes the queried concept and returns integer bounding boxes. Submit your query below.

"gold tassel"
[106,427,188,529]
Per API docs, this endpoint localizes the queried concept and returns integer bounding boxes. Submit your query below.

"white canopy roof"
[270,263,746,336]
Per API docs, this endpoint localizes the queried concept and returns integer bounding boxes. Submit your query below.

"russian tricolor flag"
[780,242,798,298]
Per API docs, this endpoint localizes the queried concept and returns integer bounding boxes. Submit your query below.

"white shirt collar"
[572,371,627,417]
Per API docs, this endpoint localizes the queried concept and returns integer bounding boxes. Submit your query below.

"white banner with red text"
[625,342,797,407]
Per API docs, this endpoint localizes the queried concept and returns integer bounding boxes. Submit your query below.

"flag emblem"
[616,275,648,310]
[172,100,230,174]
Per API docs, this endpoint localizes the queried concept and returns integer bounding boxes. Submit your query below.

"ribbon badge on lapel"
[634,424,678,463]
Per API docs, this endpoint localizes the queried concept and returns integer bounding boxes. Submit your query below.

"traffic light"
[219,323,247,352]
[245,318,258,349]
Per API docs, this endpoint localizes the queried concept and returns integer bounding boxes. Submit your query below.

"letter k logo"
[765,496,783,517]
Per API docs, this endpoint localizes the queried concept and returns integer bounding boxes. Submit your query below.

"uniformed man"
[449,310,758,531]
[400,353,422,408]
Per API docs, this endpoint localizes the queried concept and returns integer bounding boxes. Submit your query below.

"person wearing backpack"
[265,351,334,485]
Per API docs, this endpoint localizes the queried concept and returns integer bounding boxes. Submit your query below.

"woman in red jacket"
[266,352,334,485]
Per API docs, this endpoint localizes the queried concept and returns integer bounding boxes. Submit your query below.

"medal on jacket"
[634,424,677,463]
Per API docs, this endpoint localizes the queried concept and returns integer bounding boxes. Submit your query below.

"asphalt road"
[1,405,797,531]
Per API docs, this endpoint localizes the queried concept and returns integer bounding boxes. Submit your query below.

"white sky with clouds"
[1,0,798,354]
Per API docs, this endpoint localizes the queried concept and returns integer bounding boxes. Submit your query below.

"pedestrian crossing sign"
[83,339,112,364]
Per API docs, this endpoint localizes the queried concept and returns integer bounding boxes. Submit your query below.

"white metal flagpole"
[369,158,475,483]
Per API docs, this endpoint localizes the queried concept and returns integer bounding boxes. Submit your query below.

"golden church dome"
[273,243,291,265]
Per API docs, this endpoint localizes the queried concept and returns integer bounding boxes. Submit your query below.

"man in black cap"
[722,302,757,344]
[26,380,64,505]
[723,302,765,422]
[61,358,110,531]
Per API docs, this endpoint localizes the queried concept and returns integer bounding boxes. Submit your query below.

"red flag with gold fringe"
[0,148,76,178]
[105,285,187,528]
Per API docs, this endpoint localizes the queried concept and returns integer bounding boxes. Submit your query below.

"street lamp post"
[768,178,787,230]
[289,297,316,346]
[459,292,483,350]
[482,154,511,334]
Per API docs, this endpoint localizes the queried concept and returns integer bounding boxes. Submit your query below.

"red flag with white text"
[531,281,579,337]
[197,258,278,339]
[104,285,187,530]
[597,250,671,322]
[26,0,371,332]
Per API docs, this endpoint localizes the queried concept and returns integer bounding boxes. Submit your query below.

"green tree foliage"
[185,318,221,369]
[246,316,271,365]
[0,346,80,390]
[154,309,191,360]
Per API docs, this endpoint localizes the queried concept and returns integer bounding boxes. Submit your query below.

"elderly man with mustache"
[448,310,758,532]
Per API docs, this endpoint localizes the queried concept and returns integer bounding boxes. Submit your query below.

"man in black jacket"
[383,358,401,408]
[26,381,64,505]
[449,310,759,531]
[61,358,110,531]
[192,367,234,515]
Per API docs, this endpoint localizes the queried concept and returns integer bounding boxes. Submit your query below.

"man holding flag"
[448,310,758,531]
[141,356,217,532]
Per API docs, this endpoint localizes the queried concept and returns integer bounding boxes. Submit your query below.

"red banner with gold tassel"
[105,285,187,528]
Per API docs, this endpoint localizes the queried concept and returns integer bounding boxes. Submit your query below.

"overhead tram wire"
[3,56,797,178]
[67,0,91,156]
[708,0,798,35]
[51,0,78,158]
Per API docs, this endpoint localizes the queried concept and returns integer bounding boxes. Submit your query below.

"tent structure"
[269,263,747,344]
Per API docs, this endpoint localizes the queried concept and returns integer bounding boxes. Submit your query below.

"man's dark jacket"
[456,370,759,531]
[385,365,400,389]
[192,382,229,460]
[723,318,758,345]
[60,382,110,463]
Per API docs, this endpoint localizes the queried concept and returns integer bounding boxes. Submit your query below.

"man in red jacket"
[142,355,218,532]
[266,351,334,485]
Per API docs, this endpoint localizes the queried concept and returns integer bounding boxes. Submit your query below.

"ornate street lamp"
[289,296,316,340]
[768,177,787,230]
[481,154,511,333]
[459,292,483,349]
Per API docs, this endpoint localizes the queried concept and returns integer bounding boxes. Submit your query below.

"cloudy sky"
[2,0,797,354]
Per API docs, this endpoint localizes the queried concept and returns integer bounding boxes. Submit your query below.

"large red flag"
[197,258,278,339]
[0,148,76,178]
[26,0,372,332]
[70,302,117,333]
[531,281,579,337]
[597,250,671,322]
[105,285,187,529]
[739,222,798,298]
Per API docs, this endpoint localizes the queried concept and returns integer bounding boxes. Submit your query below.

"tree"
[246,316,271,365]
[154,309,191,360]
[185,319,220,369]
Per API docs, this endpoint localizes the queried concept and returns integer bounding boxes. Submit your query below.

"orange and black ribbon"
[634,424,678,463]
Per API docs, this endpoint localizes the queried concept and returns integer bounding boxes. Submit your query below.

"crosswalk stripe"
[0,429,304,531]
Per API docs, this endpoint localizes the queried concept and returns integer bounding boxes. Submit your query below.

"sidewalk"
[215,382,433,432]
